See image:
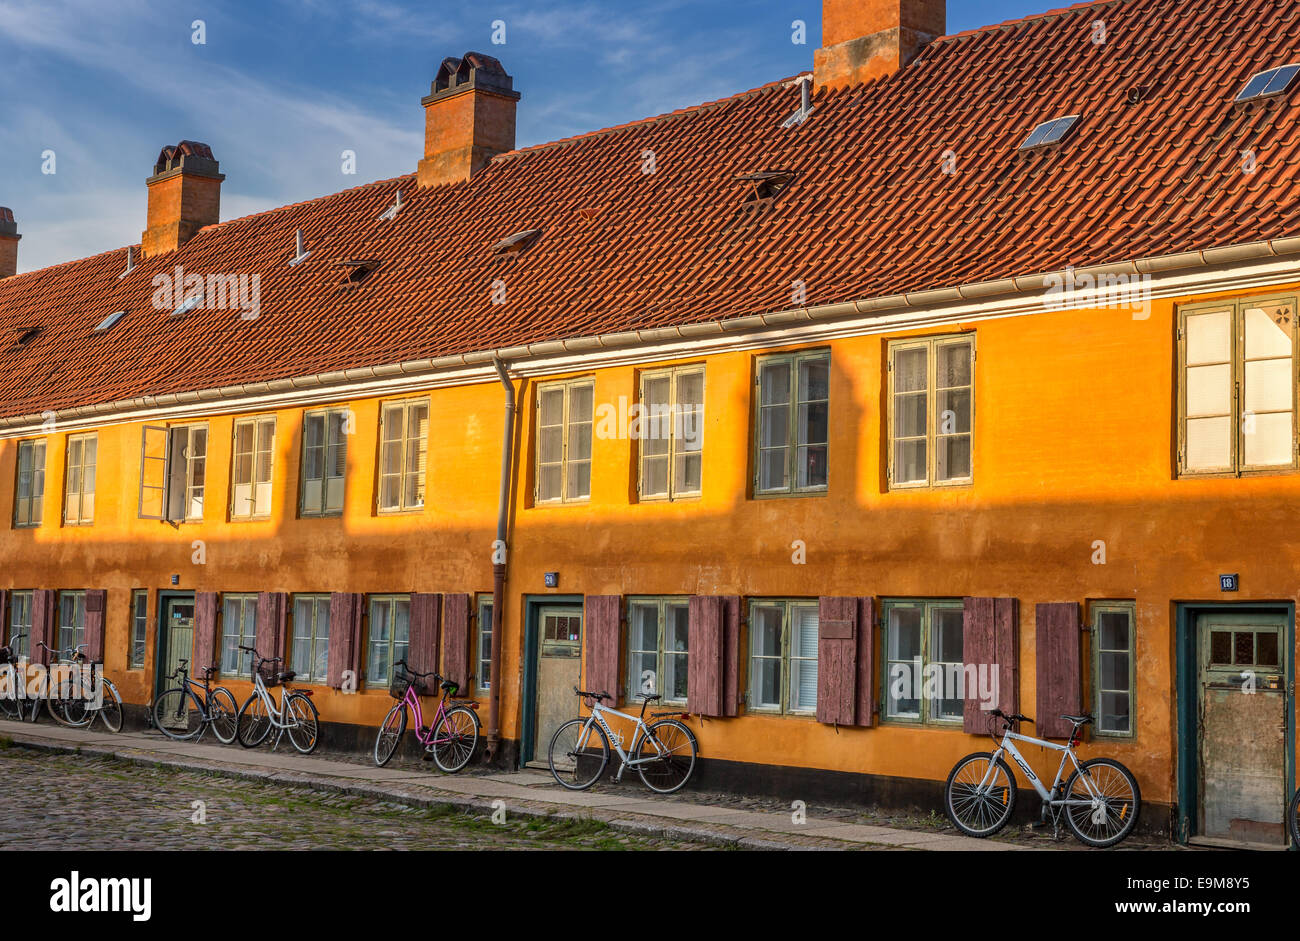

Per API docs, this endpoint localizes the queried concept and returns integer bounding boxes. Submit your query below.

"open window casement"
[138,424,207,521]
[138,425,171,520]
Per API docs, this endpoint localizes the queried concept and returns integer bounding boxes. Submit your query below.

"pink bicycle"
[374,659,480,771]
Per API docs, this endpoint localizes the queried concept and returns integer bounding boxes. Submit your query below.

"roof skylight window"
[94,310,127,333]
[334,258,382,288]
[1235,64,1300,104]
[172,292,203,318]
[492,229,542,256]
[1019,115,1079,151]
[736,170,796,205]
[12,325,42,346]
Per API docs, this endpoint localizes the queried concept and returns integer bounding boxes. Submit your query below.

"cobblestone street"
[0,747,708,851]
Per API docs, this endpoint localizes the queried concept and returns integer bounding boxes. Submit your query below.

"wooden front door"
[1197,611,1290,847]
[155,595,196,728]
[532,605,583,764]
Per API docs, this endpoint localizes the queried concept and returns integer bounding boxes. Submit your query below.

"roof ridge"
[939,0,1124,42]
[199,173,413,233]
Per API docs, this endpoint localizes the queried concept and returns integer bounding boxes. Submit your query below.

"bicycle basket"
[257,662,281,688]
[389,665,413,700]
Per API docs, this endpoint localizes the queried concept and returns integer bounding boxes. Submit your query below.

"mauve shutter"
[83,589,107,663]
[193,592,220,671]
[962,596,1019,733]
[441,593,471,693]
[31,589,56,665]
[816,596,857,726]
[687,596,723,716]
[327,592,364,689]
[409,593,443,676]
[855,597,875,727]
[583,595,621,701]
[0,590,8,645]
[721,596,741,716]
[1036,602,1082,739]
[255,591,288,664]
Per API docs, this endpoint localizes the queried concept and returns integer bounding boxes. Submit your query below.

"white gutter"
[3,237,1299,437]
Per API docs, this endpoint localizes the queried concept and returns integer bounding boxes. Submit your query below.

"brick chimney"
[141,141,224,257]
[417,53,520,188]
[815,0,946,90]
[0,207,19,279]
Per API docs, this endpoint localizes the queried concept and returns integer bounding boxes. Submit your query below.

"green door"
[156,595,195,697]
[531,605,583,765]
[1197,611,1290,847]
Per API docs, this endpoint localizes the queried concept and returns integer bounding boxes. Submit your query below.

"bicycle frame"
[401,684,467,747]
[249,671,296,730]
[988,729,1101,809]
[577,701,664,781]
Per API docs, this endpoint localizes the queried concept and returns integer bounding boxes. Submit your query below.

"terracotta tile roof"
[2,0,1299,421]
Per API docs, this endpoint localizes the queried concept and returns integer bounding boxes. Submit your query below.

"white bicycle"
[232,646,320,754]
[944,709,1140,847]
[548,687,697,793]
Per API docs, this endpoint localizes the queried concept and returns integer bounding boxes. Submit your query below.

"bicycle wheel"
[284,693,320,754]
[635,719,697,793]
[210,687,239,744]
[431,706,479,773]
[374,704,407,767]
[235,694,273,748]
[152,688,204,741]
[1288,788,1300,849]
[95,681,123,733]
[0,688,20,721]
[944,752,1018,837]
[548,718,609,790]
[1062,758,1140,848]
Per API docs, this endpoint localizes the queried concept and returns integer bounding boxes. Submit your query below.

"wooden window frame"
[63,432,97,526]
[637,366,705,502]
[57,590,86,657]
[626,596,691,705]
[13,438,46,528]
[534,378,594,505]
[1176,294,1299,478]
[289,593,331,684]
[230,415,276,520]
[8,590,32,659]
[880,598,966,727]
[746,598,819,716]
[220,593,258,677]
[365,594,411,687]
[753,350,830,497]
[300,408,349,518]
[887,334,975,490]
[476,594,493,693]
[1088,601,1136,740]
[138,423,208,522]
[130,589,148,670]
[377,399,429,514]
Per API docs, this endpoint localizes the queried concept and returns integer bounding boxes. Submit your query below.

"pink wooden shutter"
[0,590,8,645]
[326,592,364,689]
[409,593,443,676]
[583,595,621,701]
[83,589,107,663]
[31,589,56,665]
[1036,602,1083,739]
[855,597,876,727]
[962,596,1019,733]
[255,592,288,664]
[441,593,471,693]
[687,596,723,716]
[721,596,741,717]
[817,597,858,726]
[193,592,220,671]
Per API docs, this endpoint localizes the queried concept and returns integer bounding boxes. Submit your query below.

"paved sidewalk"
[0,719,1021,851]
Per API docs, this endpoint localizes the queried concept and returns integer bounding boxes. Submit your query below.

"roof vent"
[1235,64,1300,105]
[781,76,815,128]
[736,170,796,207]
[118,246,136,280]
[492,229,542,256]
[379,189,404,222]
[289,229,311,267]
[94,310,127,333]
[1019,115,1079,152]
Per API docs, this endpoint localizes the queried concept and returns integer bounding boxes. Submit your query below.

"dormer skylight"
[492,229,542,256]
[94,310,127,333]
[1235,64,1300,104]
[172,292,203,318]
[334,258,382,288]
[11,325,43,348]
[1019,115,1079,151]
[737,170,796,206]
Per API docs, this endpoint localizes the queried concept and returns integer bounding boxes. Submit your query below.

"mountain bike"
[373,660,480,771]
[233,646,320,754]
[152,658,238,743]
[548,688,697,794]
[58,644,124,733]
[944,708,1140,847]
[1288,787,1299,849]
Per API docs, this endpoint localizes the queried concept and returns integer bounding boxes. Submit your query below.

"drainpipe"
[484,356,516,763]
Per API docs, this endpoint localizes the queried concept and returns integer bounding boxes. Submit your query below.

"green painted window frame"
[7,590,32,659]
[57,590,86,656]
[366,594,410,687]
[63,432,97,526]
[130,590,148,670]
[753,350,830,497]
[887,334,975,490]
[746,599,819,716]
[626,596,690,704]
[476,594,493,693]
[1176,293,1299,477]
[880,598,966,727]
[220,593,258,677]
[1089,601,1136,739]
[289,593,331,684]
[13,438,46,528]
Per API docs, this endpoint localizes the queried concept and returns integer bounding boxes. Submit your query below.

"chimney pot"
[815,0,945,91]
[417,52,520,188]
[0,207,20,279]
[141,140,225,257]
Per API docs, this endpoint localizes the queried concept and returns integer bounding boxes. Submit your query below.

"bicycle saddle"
[1060,713,1093,724]
[440,679,459,694]
[641,694,662,702]
[277,670,297,683]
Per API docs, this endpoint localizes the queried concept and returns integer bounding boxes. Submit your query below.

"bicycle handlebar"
[393,659,439,679]
[573,686,612,702]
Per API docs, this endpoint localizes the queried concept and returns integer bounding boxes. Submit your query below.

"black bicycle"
[1288,787,1299,849]
[152,659,239,743]
[0,634,24,721]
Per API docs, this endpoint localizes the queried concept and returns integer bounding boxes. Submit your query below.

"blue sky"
[0,0,1053,272]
